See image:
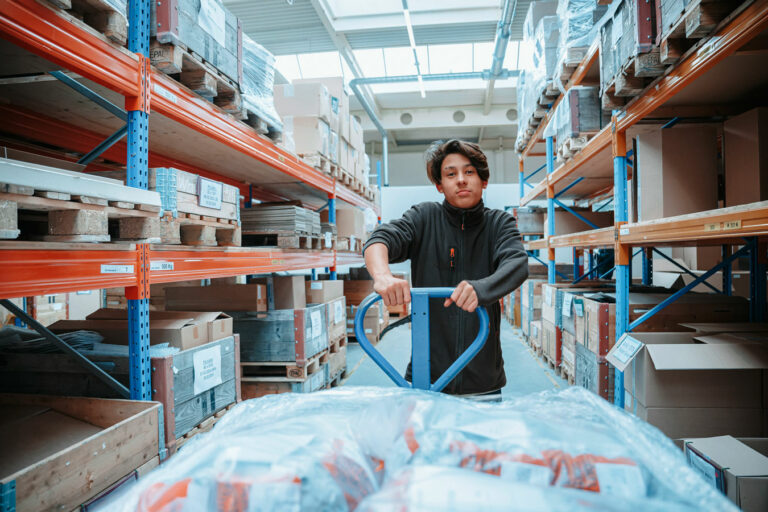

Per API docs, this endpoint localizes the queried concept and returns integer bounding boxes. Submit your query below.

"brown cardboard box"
[725,107,768,207]
[607,331,768,410]
[165,284,267,312]
[344,280,375,307]
[347,303,384,342]
[629,404,764,439]
[323,208,366,241]
[50,310,233,350]
[543,210,613,236]
[542,320,561,366]
[326,296,346,342]
[684,436,768,511]
[273,276,306,309]
[274,83,332,122]
[306,280,344,304]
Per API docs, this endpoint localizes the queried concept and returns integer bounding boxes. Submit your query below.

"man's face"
[436,153,488,209]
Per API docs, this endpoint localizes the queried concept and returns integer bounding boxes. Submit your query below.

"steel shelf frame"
[0,0,373,399]
[514,0,768,409]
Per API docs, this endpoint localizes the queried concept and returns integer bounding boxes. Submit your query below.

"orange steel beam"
[620,202,768,246]
[568,42,599,88]
[618,0,768,132]
[548,227,615,249]
[335,181,380,215]
[149,249,335,283]
[524,238,549,251]
[0,244,139,298]
[335,251,365,268]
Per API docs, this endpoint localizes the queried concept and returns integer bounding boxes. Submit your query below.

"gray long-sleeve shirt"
[363,199,528,394]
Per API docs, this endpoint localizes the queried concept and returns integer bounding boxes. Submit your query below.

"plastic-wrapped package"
[531,15,560,88]
[557,0,607,51]
[280,116,297,154]
[241,34,283,132]
[99,387,736,511]
[544,86,604,154]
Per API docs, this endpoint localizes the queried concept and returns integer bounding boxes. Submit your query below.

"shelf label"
[153,84,177,104]
[193,344,222,395]
[609,335,644,371]
[150,261,174,271]
[724,220,741,231]
[198,177,223,210]
[271,259,285,266]
[101,264,134,274]
[704,223,721,232]
[619,227,630,236]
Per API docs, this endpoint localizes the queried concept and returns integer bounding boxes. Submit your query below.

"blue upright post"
[722,245,732,296]
[518,157,525,202]
[546,136,555,284]
[749,238,767,321]
[329,196,337,280]
[376,160,382,192]
[612,120,629,408]
[573,248,582,282]
[642,248,652,285]
[126,0,152,400]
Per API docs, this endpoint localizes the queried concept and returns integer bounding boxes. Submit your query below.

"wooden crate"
[575,342,614,402]
[0,394,161,512]
[562,330,576,378]
[542,319,562,367]
[0,335,240,454]
[326,296,347,343]
[232,304,328,364]
[343,279,375,306]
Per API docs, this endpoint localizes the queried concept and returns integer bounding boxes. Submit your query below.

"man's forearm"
[364,242,392,279]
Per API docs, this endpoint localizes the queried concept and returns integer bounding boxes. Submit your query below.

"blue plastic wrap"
[99,387,736,511]
[241,34,283,132]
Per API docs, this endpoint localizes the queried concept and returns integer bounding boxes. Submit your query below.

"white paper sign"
[198,0,226,47]
[563,294,574,317]
[153,84,177,104]
[311,310,323,339]
[686,449,721,489]
[611,335,643,368]
[193,344,222,395]
[575,300,585,317]
[101,264,134,274]
[150,261,174,271]
[334,300,344,324]
[198,177,223,210]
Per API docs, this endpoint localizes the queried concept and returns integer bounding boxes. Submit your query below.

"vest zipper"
[454,212,466,393]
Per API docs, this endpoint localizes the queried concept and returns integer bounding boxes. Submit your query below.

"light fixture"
[402,0,426,99]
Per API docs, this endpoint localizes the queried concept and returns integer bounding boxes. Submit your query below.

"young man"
[363,139,528,400]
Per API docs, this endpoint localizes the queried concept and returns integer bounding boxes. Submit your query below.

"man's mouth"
[457,190,471,196]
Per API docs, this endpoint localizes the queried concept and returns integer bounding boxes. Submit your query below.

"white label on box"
[334,300,344,323]
[325,232,332,248]
[153,84,177,104]
[686,449,721,489]
[150,261,174,271]
[198,0,226,47]
[101,264,134,274]
[311,282,323,290]
[563,294,574,317]
[311,310,322,339]
[594,463,645,498]
[76,290,92,295]
[193,344,222,395]
[198,177,223,210]
[365,328,373,334]
[620,227,630,236]
[611,335,643,368]
[575,300,584,317]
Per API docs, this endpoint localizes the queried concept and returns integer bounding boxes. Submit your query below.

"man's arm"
[467,213,529,306]
[364,243,410,307]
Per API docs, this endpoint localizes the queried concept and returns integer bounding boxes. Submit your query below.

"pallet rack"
[0,0,378,399]
[516,0,768,407]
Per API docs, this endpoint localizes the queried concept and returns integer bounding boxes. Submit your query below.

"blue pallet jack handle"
[354,287,490,392]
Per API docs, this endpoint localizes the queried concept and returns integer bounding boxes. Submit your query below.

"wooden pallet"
[47,0,127,46]
[242,110,283,142]
[174,403,237,453]
[554,46,590,86]
[0,190,161,243]
[339,169,355,187]
[159,212,241,247]
[556,134,596,163]
[149,40,242,117]
[241,230,322,249]
[328,333,348,354]
[337,236,363,253]
[241,361,329,399]
[240,349,329,381]
[300,153,333,175]
[658,0,742,66]
[326,368,345,389]
[600,48,667,111]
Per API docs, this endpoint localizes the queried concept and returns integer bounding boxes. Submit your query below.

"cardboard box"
[349,115,364,151]
[684,436,768,511]
[50,309,233,350]
[628,404,764,439]
[292,116,331,157]
[274,83,331,122]
[575,342,613,402]
[348,303,385,342]
[542,319,561,366]
[725,107,768,206]
[294,77,348,134]
[306,280,344,304]
[343,279,375,307]
[530,320,543,351]
[323,208,366,241]
[608,331,768,408]
[273,276,306,310]
[326,296,347,342]
[543,210,613,236]
[562,330,576,375]
[165,284,267,312]
[637,125,719,221]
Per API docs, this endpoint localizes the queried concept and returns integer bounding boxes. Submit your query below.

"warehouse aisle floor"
[342,319,568,398]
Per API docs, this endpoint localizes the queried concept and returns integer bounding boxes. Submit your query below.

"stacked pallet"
[239,35,283,139]
[550,86,606,163]
[306,280,349,388]
[45,0,128,46]
[240,203,322,249]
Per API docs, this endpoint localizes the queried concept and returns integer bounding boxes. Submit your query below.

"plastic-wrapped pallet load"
[553,0,608,90]
[241,35,283,133]
[544,86,606,159]
[101,387,736,511]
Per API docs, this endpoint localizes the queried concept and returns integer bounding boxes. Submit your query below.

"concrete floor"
[343,319,568,398]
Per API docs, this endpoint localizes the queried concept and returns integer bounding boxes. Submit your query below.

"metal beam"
[483,0,517,114]
[49,70,127,121]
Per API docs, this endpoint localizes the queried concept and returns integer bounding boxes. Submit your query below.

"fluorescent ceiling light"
[402,1,426,99]
[403,10,416,49]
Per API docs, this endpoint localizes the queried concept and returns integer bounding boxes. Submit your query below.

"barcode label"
[724,220,741,230]
[150,261,174,271]
[704,223,721,232]
[101,264,134,274]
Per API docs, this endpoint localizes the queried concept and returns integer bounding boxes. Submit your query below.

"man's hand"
[444,281,478,312]
[373,274,411,307]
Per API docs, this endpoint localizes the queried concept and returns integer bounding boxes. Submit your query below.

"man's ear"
[482,181,488,190]
[436,183,444,194]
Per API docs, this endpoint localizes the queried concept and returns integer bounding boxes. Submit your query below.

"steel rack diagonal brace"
[552,198,600,230]
[652,247,723,294]
[528,251,569,280]
[0,299,130,398]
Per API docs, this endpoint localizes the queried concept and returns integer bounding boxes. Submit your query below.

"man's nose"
[457,172,467,183]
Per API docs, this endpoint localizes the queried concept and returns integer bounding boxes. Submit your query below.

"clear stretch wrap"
[543,86,604,147]
[99,387,735,511]
[241,34,283,132]
[557,0,606,51]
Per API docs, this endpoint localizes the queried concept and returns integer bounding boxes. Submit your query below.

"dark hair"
[424,139,490,185]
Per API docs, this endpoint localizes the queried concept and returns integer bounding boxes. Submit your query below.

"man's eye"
[466,170,474,175]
